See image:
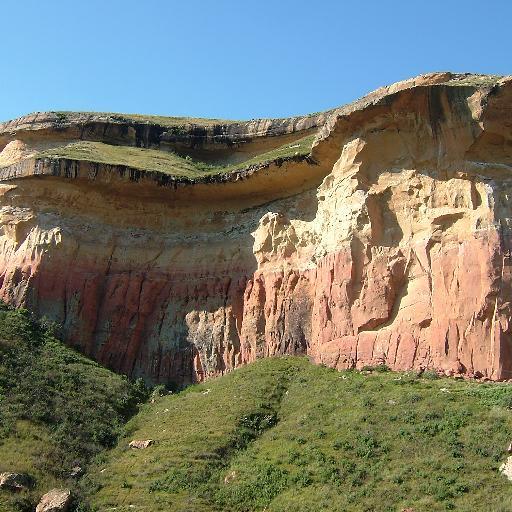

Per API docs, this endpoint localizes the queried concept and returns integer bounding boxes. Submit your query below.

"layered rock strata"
[1,72,512,384]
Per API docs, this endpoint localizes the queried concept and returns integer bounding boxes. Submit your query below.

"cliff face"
[1,72,512,384]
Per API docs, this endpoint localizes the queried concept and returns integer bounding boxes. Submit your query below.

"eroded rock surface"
[35,489,72,512]
[0,472,31,491]
[1,72,512,384]
[129,439,154,449]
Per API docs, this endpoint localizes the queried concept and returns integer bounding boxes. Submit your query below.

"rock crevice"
[1,73,512,384]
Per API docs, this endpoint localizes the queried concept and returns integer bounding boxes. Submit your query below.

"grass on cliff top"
[446,74,502,87]
[0,304,147,512]
[117,113,238,128]
[86,357,512,512]
[35,134,315,179]
[53,111,240,128]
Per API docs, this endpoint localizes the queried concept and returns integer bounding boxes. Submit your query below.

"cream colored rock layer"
[1,73,512,384]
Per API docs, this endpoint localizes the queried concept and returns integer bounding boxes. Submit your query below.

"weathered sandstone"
[501,456,512,481]
[35,489,72,512]
[129,439,154,449]
[1,72,512,385]
[0,472,31,491]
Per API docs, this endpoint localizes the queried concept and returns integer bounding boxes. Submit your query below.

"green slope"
[35,134,315,179]
[87,357,512,512]
[0,305,147,512]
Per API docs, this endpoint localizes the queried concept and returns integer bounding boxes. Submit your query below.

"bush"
[216,463,289,509]
[361,364,391,373]
[0,307,149,476]
[423,370,440,380]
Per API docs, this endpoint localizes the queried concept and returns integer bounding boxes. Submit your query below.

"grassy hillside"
[87,357,512,512]
[35,133,315,179]
[2,307,512,512]
[0,304,147,512]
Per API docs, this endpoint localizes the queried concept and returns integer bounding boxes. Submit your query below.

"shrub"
[0,307,149,477]
[361,364,391,373]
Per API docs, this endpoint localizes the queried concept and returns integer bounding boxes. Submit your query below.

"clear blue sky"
[1,0,510,122]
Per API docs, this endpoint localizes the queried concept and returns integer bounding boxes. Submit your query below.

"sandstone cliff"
[1,71,511,384]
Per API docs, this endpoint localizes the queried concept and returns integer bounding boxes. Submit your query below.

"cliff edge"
[1,71,511,384]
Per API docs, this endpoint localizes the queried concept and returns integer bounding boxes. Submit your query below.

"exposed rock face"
[35,489,72,512]
[1,72,512,384]
[500,456,512,481]
[129,439,154,449]
[0,472,31,491]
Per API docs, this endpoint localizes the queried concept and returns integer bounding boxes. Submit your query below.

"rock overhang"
[1,71,512,384]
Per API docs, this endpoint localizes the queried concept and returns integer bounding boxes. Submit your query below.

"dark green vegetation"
[36,134,316,179]
[88,358,512,512]
[0,304,147,512]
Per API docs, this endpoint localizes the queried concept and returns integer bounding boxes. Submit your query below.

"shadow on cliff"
[130,83,512,385]
[95,187,324,389]
[20,81,512,386]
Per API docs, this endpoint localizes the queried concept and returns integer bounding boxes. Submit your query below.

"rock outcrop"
[129,439,154,449]
[0,472,31,491]
[500,456,512,481]
[1,72,512,385]
[35,489,72,512]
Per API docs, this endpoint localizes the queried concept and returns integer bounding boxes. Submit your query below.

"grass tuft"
[87,357,512,512]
